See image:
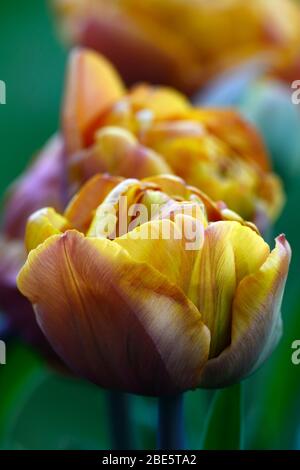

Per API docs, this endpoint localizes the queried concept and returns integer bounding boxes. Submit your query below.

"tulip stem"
[157,393,185,450]
[107,391,133,450]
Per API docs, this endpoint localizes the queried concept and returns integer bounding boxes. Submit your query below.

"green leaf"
[186,389,215,450]
[7,372,110,450]
[0,341,110,450]
[202,383,243,450]
[0,340,47,448]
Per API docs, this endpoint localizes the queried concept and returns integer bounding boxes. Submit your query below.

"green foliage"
[202,384,242,450]
[0,341,46,449]
[0,0,66,199]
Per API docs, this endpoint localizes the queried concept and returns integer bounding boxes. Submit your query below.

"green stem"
[107,391,133,450]
[157,394,185,450]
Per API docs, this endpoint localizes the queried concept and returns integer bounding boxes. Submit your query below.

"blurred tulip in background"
[53,0,300,94]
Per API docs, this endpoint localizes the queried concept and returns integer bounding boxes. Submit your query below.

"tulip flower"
[63,49,284,230]
[17,173,291,395]
[53,0,300,94]
[0,136,66,350]
[0,48,284,353]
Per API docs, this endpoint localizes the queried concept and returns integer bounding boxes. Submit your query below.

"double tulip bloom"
[0,48,285,361]
[54,0,300,93]
[17,174,291,395]
[63,49,283,228]
[3,48,283,239]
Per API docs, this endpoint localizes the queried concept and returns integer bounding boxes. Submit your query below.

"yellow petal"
[192,109,271,172]
[69,126,173,183]
[188,221,270,358]
[64,173,123,232]
[142,174,225,223]
[86,178,140,238]
[17,230,210,395]
[143,174,193,200]
[198,234,291,388]
[25,208,69,253]
[140,120,205,149]
[128,84,190,119]
[115,216,204,293]
[62,48,125,153]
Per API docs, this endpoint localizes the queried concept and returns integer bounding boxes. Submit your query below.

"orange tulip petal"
[64,173,122,232]
[17,230,210,395]
[62,48,125,153]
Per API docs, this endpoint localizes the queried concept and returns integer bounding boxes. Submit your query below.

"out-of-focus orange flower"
[17,173,291,395]
[64,49,284,228]
[53,0,300,94]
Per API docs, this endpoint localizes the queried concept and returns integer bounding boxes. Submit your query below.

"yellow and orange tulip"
[17,174,291,395]
[63,49,284,229]
[54,0,300,94]
[0,48,284,352]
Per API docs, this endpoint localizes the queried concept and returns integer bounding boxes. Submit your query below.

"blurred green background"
[1,0,300,450]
